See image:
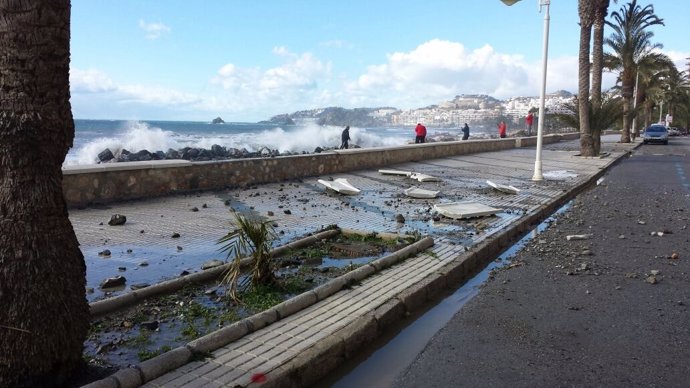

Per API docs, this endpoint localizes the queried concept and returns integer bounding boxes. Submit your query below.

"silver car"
[643,124,669,145]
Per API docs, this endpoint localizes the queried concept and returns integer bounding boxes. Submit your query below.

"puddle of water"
[325,202,571,388]
[85,240,225,302]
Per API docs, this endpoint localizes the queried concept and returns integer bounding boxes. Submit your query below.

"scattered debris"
[566,234,593,241]
[409,172,442,182]
[378,169,412,176]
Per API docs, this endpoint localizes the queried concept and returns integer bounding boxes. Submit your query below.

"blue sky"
[70,0,689,122]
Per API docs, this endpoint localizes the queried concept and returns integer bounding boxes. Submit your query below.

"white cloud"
[212,48,332,110]
[72,40,622,121]
[70,68,201,113]
[344,39,548,109]
[117,84,201,106]
[663,50,690,72]
[70,69,116,93]
[138,19,171,40]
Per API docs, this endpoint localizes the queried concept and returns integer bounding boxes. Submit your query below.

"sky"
[70,0,690,122]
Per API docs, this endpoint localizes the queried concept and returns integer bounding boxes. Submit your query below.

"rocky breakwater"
[95,143,361,163]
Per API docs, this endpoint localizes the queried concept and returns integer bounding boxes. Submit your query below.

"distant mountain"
[548,90,574,98]
[264,106,399,127]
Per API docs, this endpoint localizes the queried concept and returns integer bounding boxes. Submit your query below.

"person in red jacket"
[525,112,534,135]
[497,121,507,138]
[415,123,427,143]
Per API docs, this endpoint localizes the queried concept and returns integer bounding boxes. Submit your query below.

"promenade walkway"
[80,135,638,387]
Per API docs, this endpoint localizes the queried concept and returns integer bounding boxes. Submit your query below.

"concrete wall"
[62,134,574,207]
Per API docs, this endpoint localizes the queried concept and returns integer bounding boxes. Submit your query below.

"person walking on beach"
[525,112,534,136]
[497,121,507,138]
[461,123,470,140]
[340,126,351,149]
[415,123,427,143]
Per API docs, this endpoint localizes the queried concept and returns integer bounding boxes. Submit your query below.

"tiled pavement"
[78,135,638,387]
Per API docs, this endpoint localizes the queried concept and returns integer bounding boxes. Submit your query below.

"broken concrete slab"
[317,178,361,195]
[404,187,440,199]
[433,201,501,220]
[486,180,520,194]
[378,169,412,176]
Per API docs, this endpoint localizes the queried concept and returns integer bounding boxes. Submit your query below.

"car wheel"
[664,140,668,145]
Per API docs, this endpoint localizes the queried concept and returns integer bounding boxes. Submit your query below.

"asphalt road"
[393,136,690,387]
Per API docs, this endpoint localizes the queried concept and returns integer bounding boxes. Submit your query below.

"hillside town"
[388,90,574,127]
[269,90,576,128]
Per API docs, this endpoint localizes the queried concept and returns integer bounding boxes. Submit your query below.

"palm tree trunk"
[621,96,632,142]
[578,0,595,156]
[591,0,609,154]
[591,0,609,107]
[0,1,90,386]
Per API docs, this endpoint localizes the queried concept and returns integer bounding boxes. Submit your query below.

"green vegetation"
[241,285,283,312]
[219,212,277,302]
[137,345,172,362]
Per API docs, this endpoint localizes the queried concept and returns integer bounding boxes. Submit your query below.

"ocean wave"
[65,120,490,165]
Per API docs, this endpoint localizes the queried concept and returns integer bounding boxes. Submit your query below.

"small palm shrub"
[218,211,277,302]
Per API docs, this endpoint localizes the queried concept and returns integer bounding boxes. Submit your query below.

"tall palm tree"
[630,52,675,135]
[605,0,664,143]
[578,0,596,156]
[660,66,690,123]
[636,66,668,130]
[0,1,89,386]
[591,0,612,108]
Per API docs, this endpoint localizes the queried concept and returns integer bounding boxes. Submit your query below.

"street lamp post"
[502,0,550,181]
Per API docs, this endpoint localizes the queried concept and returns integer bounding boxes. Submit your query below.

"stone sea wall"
[62,134,578,207]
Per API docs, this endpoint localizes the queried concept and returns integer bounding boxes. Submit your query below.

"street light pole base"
[532,161,544,181]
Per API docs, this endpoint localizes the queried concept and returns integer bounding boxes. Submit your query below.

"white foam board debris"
[317,178,361,195]
[487,180,520,194]
[434,201,501,220]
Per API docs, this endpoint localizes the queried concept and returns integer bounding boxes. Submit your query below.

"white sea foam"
[65,120,450,165]
[67,121,181,165]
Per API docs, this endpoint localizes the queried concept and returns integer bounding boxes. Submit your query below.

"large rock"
[181,147,199,160]
[211,144,227,157]
[98,148,115,163]
[108,214,127,226]
[211,116,225,124]
[129,150,153,162]
[100,275,126,288]
[166,148,180,159]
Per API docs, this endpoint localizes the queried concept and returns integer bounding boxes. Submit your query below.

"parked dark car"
[643,124,669,145]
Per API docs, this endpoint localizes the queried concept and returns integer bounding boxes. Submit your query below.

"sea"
[67,119,492,166]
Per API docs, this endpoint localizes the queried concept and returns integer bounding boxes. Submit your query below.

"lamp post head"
[501,0,521,5]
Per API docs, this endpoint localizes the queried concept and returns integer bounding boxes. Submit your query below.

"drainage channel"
[319,202,572,388]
